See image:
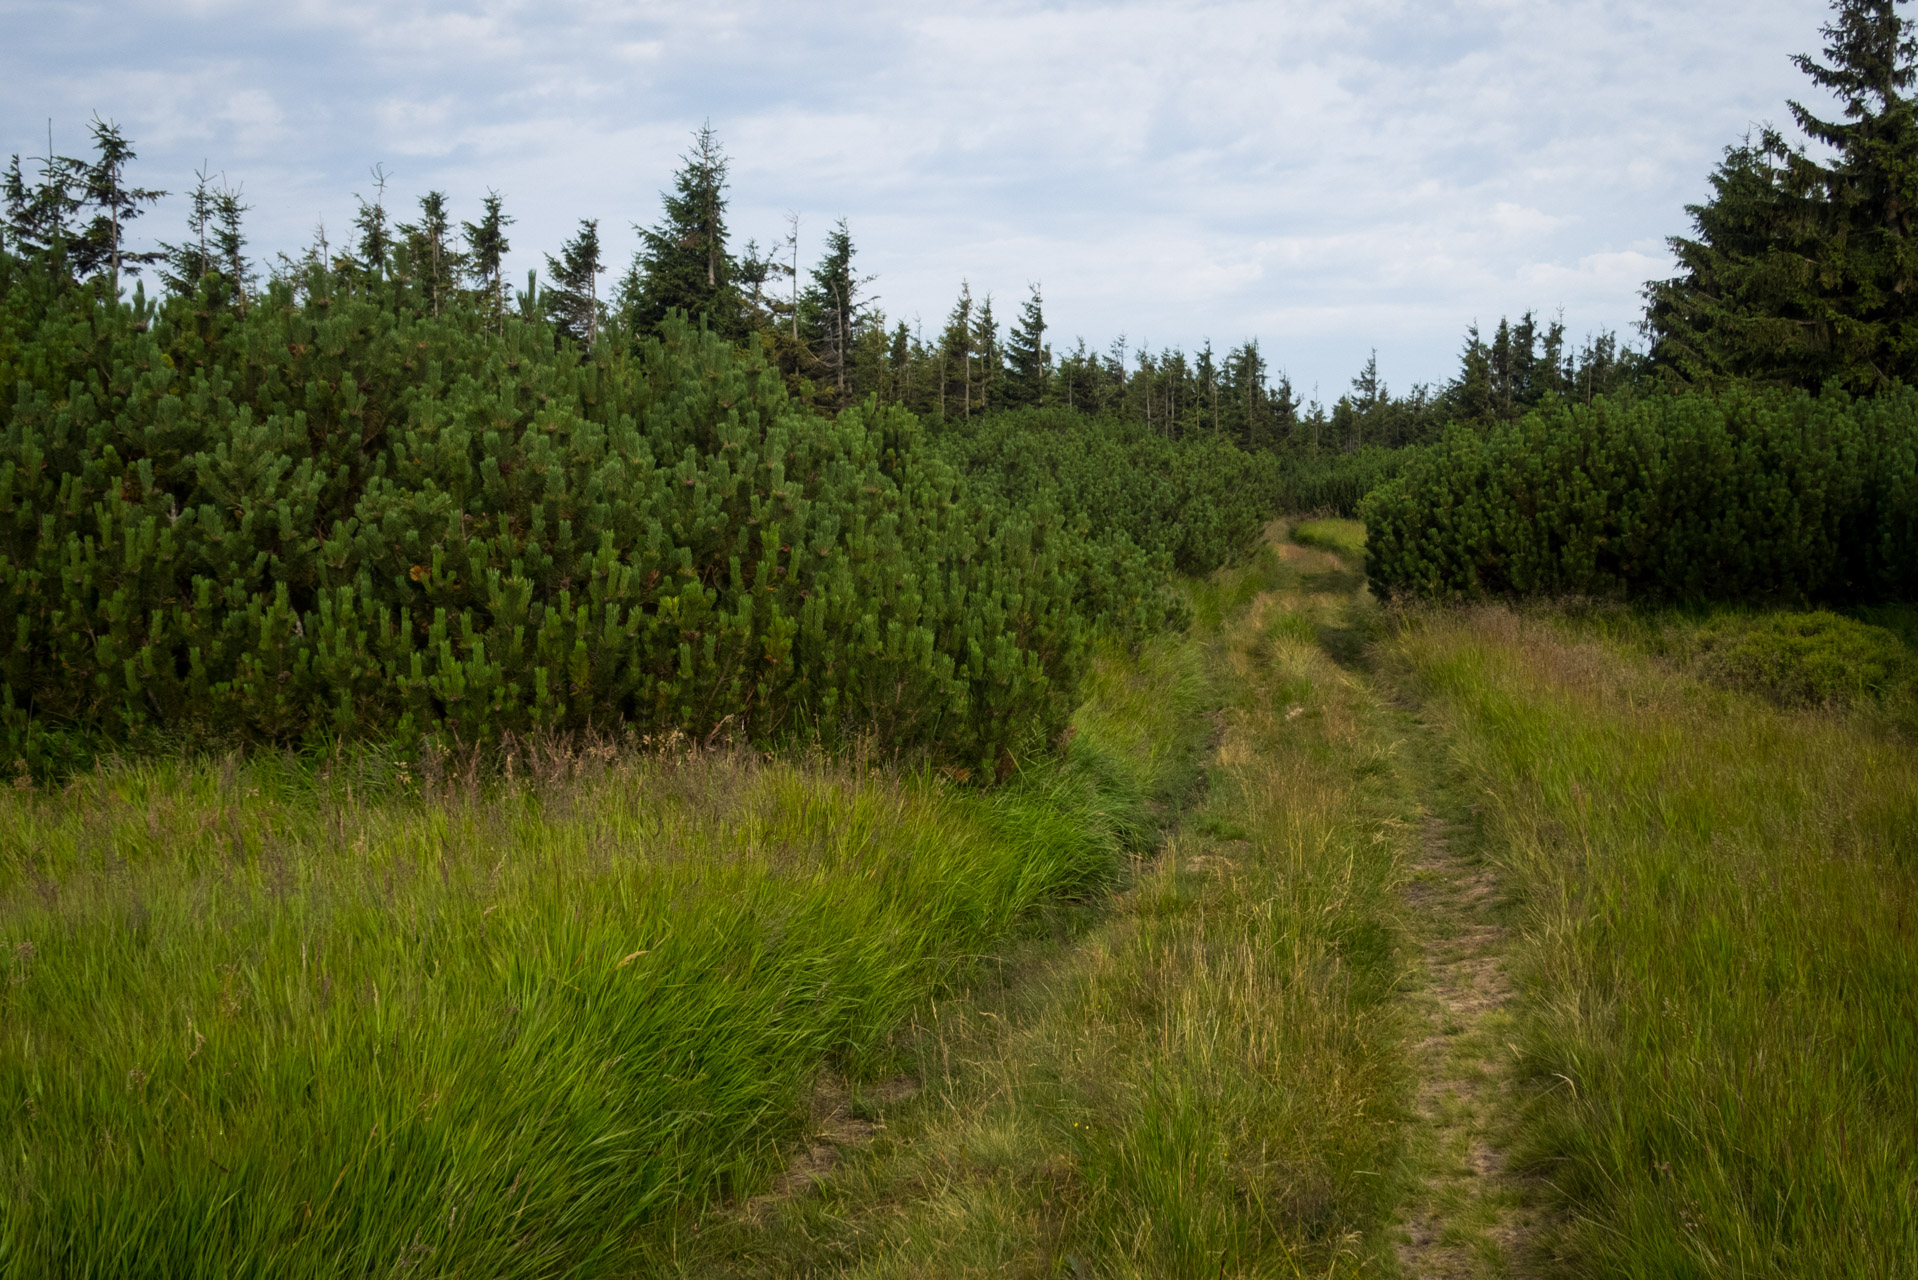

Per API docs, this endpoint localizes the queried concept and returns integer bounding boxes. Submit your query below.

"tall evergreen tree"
[623,123,740,337]
[1004,284,1049,407]
[972,293,1002,412]
[210,181,252,306]
[544,218,604,345]
[1454,323,1494,422]
[462,190,512,334]
[938,282,976,421]
[800,219,872,408]
[75,117,164,294]
[1,139,82,266]
[1194,340,1219,433]
[1647,0,1918,389]
[398,191,462,318]
[352,164,393,281]
[159,165,216,294]
[1348,350,1383,451]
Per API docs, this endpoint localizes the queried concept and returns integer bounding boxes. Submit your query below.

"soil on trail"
[742,1074,921,1218]
[1393,799,1544,1278]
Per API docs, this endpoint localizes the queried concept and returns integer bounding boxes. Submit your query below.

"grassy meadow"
[1394,605,1918,1276]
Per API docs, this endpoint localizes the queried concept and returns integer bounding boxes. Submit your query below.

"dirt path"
[1392,788,1542,1278]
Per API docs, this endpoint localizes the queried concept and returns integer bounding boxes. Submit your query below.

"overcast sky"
[3,0,1829,399]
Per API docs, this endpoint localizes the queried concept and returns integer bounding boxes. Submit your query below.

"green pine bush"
[0,257,1095,774]
[925,408,1284,631]
[1363,385,1918,604]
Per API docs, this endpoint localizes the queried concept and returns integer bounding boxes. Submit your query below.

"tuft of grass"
[0,743,1134,1277]
[1392,605,1918,1277]
[1290,517,1368,560]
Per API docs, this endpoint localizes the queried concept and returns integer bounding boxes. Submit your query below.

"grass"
[0,739,1140,1277]
[1390,604,1918,1277]
[676,519,1420,1277]
[1289,518,1367,559]
[18,503,1907,1278]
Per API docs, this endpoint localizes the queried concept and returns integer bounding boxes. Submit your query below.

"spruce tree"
[211,181,253,306]
[462,190,512,334]
[159,165,216,294]
[1647,0,1918,389]
[75,117,164,294]
[2,129,83,271]
[972,293,1001,413]
[1195,340,1219,433]
[1454,324,1494,421]
[938,283,976,421]
[544,218,604,346]
[398,191,462,318]
[352,165,392,281]
[1004,284,1049,407]
[624,123,740,337]
[799,219,871,408]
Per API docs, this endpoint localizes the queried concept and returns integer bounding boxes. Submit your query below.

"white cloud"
[1,0,1825,392]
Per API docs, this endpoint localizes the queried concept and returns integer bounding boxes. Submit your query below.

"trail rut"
[1394,801,1542,1278]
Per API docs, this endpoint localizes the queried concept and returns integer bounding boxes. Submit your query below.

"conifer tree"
[159,165,216,294]
[1004,284,1049,407]
[1454,324,1494,421]
[1646,0,1918,389]
[398,191,462,318]
[2,157,69,262]
[352,164,392,281]
[75,117,164,294]
[1195,340,1219,432]
[211,180,253,306]
[3,125,85,275]
[544,218,604,345]
[887,320,914,406]
[624,123,740,337]
[800,219,872,407]
[938,282,976,421]
[462,190,512,334]
[736,236,781,328]
[972,293,1001,413]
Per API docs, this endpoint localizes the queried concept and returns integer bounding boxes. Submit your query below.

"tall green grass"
[0,741,1135,1277]
[1394,607,1918,1276]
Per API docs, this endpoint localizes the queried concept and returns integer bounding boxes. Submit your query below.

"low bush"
[1688,610,1910,707]
[926,410,1282,633]
[1363,385,1918,604]
[1274,446,1410,517]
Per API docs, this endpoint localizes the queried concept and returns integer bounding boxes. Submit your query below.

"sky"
[1,0,1831,400]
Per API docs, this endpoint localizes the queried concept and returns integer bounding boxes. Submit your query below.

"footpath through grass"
[1393,606,1918,1277]
[676,524,1422,1278]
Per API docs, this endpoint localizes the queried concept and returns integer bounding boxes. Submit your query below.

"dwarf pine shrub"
[0,256,1091,772]
[1364,385,1918,604]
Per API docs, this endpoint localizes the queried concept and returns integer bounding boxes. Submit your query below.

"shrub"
[927,409,1284,631]
[1691,611,1909,707]
[1363,385,1918,604]
[0,261,1087,773]
[1274,446,1410,517]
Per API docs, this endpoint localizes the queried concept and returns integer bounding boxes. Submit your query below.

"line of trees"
[5,114,1643,459]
